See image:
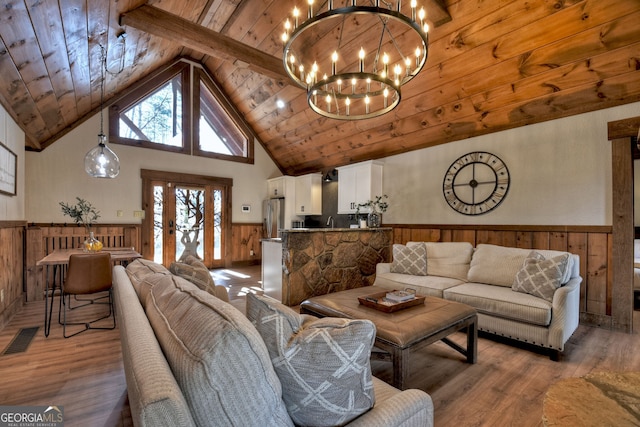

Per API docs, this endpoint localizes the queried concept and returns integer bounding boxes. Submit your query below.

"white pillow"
[469,244,573,287]
[425,242,473,281]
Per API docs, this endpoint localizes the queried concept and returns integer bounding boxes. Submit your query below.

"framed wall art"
[0,141,17,196]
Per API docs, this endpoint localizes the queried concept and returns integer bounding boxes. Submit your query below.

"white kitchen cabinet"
[267,176,287,198]
[295,173,322,215]
[337,160,383,214]
[266,176,299,229]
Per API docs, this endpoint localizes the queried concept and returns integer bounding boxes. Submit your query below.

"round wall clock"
[442,151,510,215]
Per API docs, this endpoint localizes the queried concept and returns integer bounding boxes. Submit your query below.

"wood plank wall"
[0,222,25,330]
[231,223,262,266]
[22,223,261,302]
[387,224,613,328]
[24,224,141,302]
[7,221,615,330]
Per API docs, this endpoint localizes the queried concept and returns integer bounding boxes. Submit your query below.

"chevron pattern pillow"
[512,251,570,302]
[390,243,427,275]
[246,293,376,426]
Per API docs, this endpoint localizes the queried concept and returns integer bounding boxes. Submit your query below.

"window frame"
[108,59,256,165]
[192,68,255,164]
[109,62,191,154]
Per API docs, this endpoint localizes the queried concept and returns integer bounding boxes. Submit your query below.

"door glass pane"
[176,186,205,261]
[153,185,164,264]
[213,189,222,260]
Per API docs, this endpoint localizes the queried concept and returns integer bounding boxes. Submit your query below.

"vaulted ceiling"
[0,0,639,176]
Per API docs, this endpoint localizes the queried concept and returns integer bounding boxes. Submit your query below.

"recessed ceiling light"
[276,99,285,109]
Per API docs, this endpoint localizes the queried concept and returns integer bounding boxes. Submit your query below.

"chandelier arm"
[372,20,388,73]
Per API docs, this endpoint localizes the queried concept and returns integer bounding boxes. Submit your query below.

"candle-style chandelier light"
[282,0,429,120]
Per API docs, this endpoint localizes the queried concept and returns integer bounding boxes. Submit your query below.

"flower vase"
[367,208,381,228]
[84,231,103,252]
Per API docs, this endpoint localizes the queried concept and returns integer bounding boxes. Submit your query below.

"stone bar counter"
[280,228,392,306]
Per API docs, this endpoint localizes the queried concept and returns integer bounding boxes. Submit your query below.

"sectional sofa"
[373,242,582,359]
[113,258,434,427]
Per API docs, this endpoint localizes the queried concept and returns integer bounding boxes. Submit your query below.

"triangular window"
[109,59,255,163]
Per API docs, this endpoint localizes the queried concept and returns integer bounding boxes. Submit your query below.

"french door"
[141,169,232,269]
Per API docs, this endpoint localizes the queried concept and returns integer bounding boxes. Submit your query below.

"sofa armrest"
[548,276,583,351]
[347,389,433,427]
[113,266,197,427]
[376,262,392,275]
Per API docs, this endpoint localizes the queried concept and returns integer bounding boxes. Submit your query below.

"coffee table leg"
[390,346,409,390]
[467,315,478,364]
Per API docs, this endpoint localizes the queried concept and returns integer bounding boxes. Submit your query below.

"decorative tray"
[358,291,426,313]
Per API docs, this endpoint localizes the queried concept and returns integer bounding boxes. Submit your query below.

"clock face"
[443,151,510,215]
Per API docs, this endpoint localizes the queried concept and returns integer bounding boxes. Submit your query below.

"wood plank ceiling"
[0,0,638,176]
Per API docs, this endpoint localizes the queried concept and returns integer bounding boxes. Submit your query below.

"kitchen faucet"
[326,216,334,228]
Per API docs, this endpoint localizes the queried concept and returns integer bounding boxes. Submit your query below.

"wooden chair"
[60,252,115,338]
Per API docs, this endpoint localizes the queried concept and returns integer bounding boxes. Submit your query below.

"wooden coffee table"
[300,286,478,390]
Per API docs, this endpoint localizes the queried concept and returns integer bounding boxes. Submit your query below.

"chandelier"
[282,0,429,120]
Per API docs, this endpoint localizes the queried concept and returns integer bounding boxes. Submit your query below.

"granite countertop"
[282,227,392,232]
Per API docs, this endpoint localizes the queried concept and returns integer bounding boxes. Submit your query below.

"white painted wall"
[382,102,640,225]
[25,109,281,224]
[0,105,25,220]
[23,101,640,226]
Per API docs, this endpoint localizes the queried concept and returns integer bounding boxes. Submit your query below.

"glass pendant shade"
[85,134,120,178]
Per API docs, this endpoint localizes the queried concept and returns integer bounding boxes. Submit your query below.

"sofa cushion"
[468,244,573,287]
[374,272,465,298]
[391,243,427,275]
[246,293,376,427]
[444,282,552,326]
[125,258,171,302]
[512,251,570,302]
[145,274,293,427]
[425,242,473,281]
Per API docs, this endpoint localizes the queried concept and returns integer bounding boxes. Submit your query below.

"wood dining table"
[37,248,142,337]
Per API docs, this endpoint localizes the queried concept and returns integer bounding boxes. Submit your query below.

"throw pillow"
[512,251,570,302]
[146,275,293,426]
[169,260,222,299]
[125,258,171,302]
[246,293,376,427]
[390,243,427,275]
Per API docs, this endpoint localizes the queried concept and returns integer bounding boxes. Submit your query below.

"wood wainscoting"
[22,223,263,303]
[0,221,26,331]
[24,224,141,302]
[231,222,262,266]
[387,224,613,330]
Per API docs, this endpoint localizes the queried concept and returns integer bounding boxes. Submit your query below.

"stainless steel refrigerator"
[263,198,285,238]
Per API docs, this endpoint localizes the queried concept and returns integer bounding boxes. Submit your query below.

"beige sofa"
[374,243,582,360]
[113,259,434,427]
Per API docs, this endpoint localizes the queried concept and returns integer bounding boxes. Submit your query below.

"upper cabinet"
[267,176,287,198]
[295,173,322,215]
[337,161,383,214]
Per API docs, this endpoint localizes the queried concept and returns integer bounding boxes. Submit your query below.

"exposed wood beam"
[120,5,290,83]
[425,0,452,27]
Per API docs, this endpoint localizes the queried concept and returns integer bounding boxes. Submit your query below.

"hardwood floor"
[1,264,639,427]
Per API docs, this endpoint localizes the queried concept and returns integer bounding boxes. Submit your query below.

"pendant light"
[85,44,120,178]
